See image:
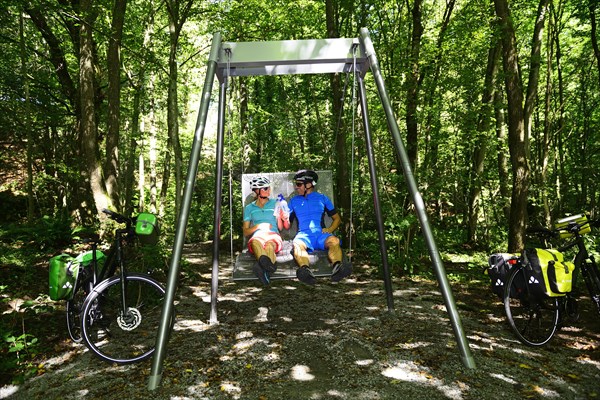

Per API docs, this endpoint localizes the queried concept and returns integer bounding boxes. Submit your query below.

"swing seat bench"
[232,170,337,281]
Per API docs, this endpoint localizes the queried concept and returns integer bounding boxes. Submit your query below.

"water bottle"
[274,194,290,219]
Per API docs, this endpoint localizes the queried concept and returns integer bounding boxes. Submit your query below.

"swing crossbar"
[217,38,368,80]
[233,171,336,281]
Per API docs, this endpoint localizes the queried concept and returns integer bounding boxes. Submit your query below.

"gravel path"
[1,243,599,399]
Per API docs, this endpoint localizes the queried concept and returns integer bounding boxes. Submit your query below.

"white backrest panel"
[241,170,335,241]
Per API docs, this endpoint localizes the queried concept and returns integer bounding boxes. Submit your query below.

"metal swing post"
[209,61,229,324]
[148,32,223,390]
[359,28,476,369]
[356,71,395,312]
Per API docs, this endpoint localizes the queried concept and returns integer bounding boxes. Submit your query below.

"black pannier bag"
[487,253,522,299]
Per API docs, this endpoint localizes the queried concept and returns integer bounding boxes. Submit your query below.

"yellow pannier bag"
[524,248,575,297]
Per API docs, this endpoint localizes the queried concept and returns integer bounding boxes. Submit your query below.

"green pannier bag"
[48,250,106,301]
[49,254,76,300]
[74,250,106,272]
[524,248,575,298]
[135,213,159,245]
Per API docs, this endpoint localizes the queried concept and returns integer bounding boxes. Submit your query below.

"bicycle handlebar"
[527,215,600,240]
[102,209,134,226]
[526,226,558,239]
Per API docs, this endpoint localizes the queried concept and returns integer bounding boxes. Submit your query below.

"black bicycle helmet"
[294,169,318,185]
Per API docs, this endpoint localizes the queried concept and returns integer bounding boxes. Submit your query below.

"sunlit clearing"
[174,319,210,332]
[365,306,380,311]
[324,318,338,325]
[348,289,364,295]
[254,307,268,322]
[220,381,241,397]
[282,285,298,291]
[326,389,346,397]
[382,361,465,400]
[291,364,315,381]
[490,373,518,384]
[355,359,374,366]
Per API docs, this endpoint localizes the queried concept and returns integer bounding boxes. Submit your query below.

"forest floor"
[1,242,599,400]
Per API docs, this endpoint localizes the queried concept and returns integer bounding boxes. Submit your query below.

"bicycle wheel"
[503,266,560,346]
[66,265,94,343]
[81,273,167,364]
[582,261,600,315]
[66,284,87,343]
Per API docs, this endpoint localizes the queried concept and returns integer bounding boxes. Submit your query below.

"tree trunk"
[104,0,128,210]
[326,0,352,246]
[494,0,529,252]
[553,3,566,213]
[25,7,79,115]
[467,40,500,244]
[541,15,554,227]
[165,0,192,221]
[524,0,550,142]
[495,90,510,222]
[124,90,139,217]
[80,0,109,219]
[422,0,455,222]
[20,12,35,222]
[405,0,423,171]
[590,2,600,87]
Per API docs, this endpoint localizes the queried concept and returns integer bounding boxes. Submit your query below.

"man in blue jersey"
[243,176,290,285]
[289,170,352,285]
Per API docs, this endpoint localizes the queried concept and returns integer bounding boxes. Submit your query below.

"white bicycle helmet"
[249,175,271,190]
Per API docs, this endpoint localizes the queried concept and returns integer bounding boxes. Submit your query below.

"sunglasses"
[259,187,270,191]
[295,182,305,187]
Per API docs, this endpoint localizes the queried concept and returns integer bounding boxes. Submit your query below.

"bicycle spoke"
[81,274,167,364]
[504,266,559,346]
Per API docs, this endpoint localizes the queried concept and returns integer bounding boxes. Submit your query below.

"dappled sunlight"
[254,306,268,322]
[174,318,211,332]
[42,348,82,367]
[381,360,466,400]
[219,381,242,398]
[291,364,315,381]
[393,288,421,296]
[381,361,468,400]
[188,286,211,303]
[577,357,600,370]
[393,341,433,350]
[490,372,518,384]
[0,385,19,398]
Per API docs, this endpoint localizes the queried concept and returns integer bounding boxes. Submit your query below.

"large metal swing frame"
[148,28,475,390]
